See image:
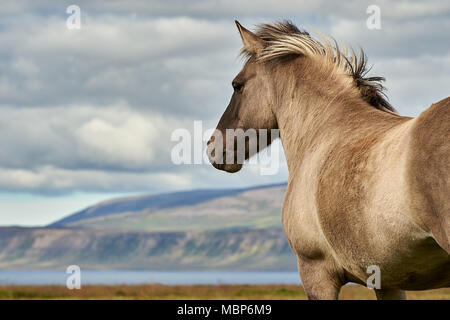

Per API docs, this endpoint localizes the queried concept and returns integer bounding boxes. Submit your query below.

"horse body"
[207,21,450,299]
[408,99,450,254]
[282,97,450,296]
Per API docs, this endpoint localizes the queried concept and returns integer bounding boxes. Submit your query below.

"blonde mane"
[242,21,395,112]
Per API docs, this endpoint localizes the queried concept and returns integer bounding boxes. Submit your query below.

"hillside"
[49,187,256,227]
[53,183,286,232]
[0,227,294,270]
[0,183,297,270]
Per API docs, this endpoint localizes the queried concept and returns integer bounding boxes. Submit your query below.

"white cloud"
[76,116,155,164]
[376,53,450,115]
[328,16,450,58]
[0,1,448,195]
[0,165,193,193]
[0,104,186,171]
[0,15,239,116]
[3,0,448,20]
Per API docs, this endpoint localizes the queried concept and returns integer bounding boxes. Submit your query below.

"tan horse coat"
[208,21,450,299]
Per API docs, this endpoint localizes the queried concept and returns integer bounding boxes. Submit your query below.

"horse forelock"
[240,20,396,113]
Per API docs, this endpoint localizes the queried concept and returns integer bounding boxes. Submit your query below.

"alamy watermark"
[66,5,81,30]
[366,265,381,289]
[66,265,81,289]
[366,5,381,30]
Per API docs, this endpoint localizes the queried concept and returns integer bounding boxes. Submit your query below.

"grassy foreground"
[0,284,449,300]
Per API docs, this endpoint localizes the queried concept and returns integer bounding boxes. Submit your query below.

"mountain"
[50,183,286,230]
[0,183,297,270]
[0,227,294,271]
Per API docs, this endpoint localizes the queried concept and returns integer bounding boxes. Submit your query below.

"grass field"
[0,284,449,300]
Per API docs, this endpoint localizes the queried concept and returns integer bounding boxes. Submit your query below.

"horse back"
[309,103,449,287]
[408,97,450,252]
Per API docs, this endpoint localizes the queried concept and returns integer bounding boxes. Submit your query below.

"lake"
[0,270,301,286]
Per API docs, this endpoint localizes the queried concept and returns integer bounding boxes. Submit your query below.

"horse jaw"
[212,162,243,173]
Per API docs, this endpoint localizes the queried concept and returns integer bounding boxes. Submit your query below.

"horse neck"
[272,61,374,173]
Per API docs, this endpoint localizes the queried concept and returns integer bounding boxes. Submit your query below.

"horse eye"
[232,82,243,93]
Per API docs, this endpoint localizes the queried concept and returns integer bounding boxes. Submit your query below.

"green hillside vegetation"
[62,187,285,232]
[0,227,295,270]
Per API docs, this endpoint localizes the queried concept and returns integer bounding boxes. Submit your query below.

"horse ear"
[235,20,263,55]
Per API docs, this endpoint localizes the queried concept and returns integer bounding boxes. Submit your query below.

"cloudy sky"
[0,0,449,226]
